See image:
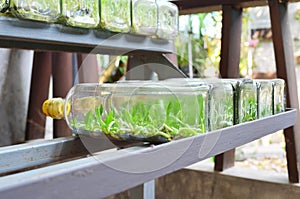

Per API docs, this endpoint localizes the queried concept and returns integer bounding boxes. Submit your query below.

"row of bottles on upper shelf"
[0,0,178,39]
[42,78,286,145]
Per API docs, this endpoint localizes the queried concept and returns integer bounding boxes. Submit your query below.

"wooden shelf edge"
[0,17,173,55]
[0,109,296,199]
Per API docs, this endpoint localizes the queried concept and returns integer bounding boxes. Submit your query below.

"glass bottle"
[100,0,131,33]
[206,82,234,130]
[272,78,286,114]
[10,0,60,23]
[43,82,210,144]
[227,79,258,124]
[255,80,273,118]
[163,78,234,130]
[156,0,178,39]
[61,0,100,29]
[0,0,9,13]
[131,0,157,36]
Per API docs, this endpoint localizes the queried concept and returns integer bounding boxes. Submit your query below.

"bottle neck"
[42,98,69,119]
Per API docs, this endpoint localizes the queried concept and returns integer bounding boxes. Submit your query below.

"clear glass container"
[207,82,234,131]
[0,0,9,13]
[43,82,210,144]
[272,79,286,114]
[162,78,234,131]
[223,79,257,124]
[10,0,60,23]
[255,80,273,118]
[156,0,178,39]
[61,0,100,28]
[131,0,157,36]
[100,0,131,32]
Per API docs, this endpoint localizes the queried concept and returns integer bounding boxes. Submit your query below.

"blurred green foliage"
[176,10,251,77]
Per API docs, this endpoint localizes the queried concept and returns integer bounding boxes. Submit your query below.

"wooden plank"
[172,0,267,14]
[0,110,296,199]
[0,137,88,175]
[52,52,73,138]
[0,134,115,175]
[268,0,300,183]
[215,5,243,171]
[219,5,242,78]
[0,17,173,55]
[25,52,51,140]
[173,0,259,9]
[172,0,300,15]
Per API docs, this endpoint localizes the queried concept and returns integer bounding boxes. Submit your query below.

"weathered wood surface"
[0,17,173,55]
[215,5,243,171]
[52,52,73,138]
[269,0,300,183]
[25,52,51,140]
[172,0,300,14]
[0,109,296,199]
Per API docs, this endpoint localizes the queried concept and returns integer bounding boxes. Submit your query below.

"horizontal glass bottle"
[0,0,9,13]
[61,0,100,29]
[117,80,211,134]
[43,82,210,144]
[131,0,157,36]
[100,0,131,32]
[156,0,178,39]
[163,78,235,131]
[10,0,60,23]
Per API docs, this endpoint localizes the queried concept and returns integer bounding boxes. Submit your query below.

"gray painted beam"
[0,109,296,199]
[0,17,173,55]
[0,137,88,175]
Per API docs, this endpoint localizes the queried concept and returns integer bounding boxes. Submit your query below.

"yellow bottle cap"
[42,98,70,119]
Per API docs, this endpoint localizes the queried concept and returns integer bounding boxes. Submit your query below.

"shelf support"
[76,53,99,83]
[129,180,155,199]
[215,5,243,171]
[219,5,242,78]
[52,52,73,138]
[25,52,51,140]
[268,0,300,183]
[125,52,185,198]
[126,52,186,80]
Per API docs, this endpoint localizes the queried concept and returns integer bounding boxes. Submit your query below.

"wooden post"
[126,52,185,198]
[26,52,52,140]
[268,0,300,183]
[215,5,242,171]
[52,52,73,138]
[129,180,155,199]
[219,5,242,78]
[77,53,99,83]
[126,52,186,80]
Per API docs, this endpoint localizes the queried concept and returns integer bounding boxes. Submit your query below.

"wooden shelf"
[0,17,173,55]
[172,0,300,14]
[0,109,296,199]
